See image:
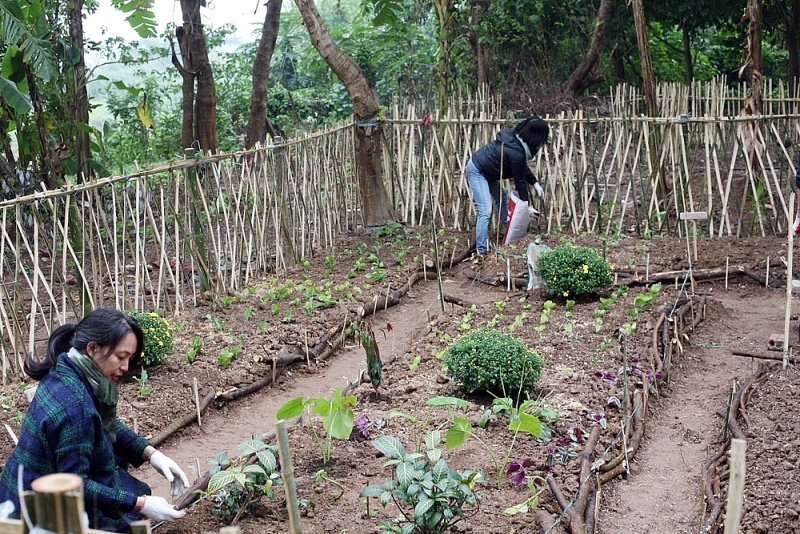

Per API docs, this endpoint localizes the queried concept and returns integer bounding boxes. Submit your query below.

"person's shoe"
[471,252,485,265]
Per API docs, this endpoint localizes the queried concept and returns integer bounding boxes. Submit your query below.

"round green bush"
[537,244,612,298]
[127,310,175,366]
[442,328,544,397]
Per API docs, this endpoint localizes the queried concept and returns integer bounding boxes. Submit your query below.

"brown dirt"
[0,230,798,534]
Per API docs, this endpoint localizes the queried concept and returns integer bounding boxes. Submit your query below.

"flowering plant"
[127,310,174,366]
[537,244,612,298]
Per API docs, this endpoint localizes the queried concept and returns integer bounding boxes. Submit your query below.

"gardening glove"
[794,216,800,236]
[528,206,540,218]
[533,182,545,199]
[149,450,190,497]
[140,496,185,522]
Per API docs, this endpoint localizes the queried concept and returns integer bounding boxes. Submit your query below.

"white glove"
[533,182,545,199]
[528,206,540,218]
[149,450,190,497]
[141,496,186,522]
[794,216,800,236]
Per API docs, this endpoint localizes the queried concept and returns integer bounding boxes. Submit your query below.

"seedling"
[408,354,422,371]
[186,336,202,363]
[218,346,242,369]
[135,369,153,397]
[244,306,254,321]
[325,254,337,272]
[205,314,228,332]
[220,296,234,309]
[257,318,270,333]
[315,470,346,500]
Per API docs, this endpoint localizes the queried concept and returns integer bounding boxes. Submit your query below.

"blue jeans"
[466,158,507,254]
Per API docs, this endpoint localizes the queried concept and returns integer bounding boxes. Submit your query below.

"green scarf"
[68,347,120,443]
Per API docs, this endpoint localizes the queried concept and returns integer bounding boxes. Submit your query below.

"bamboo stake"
[276,420,303,534]
[723,439,747,534]
[785,193,794,369]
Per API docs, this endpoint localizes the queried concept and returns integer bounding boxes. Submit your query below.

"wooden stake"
[766,256,770,287]
[786,193,794,369]
[30,473,84,534]
[723,439,746,534]
[645,253,650,281]
[725,257,729,290]
[193,378,201,427]
[276,420,304,534]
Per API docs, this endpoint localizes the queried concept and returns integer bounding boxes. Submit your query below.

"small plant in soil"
[442,328,544,400]
[507,312,527,333]
[200,439,282,524]
[325,253,337,272]
[243,306,254,321]
[627,282,663,321]
[359,435,484,534]
[538,300,556,325]
[186,336,202,363]
[276,388,357,464]
[134,369,153,397]
[315,469,346,500]
[257,318,270,333]
[217,346,241,369]
[503,463,546,516]
[220,296,234,309]
[408,354,422,371]
[205,313,228,333]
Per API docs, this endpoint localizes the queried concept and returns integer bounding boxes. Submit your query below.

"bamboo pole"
[276,420,303,534]
[723,439,747,534]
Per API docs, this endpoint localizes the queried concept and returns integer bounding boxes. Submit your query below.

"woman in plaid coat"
[0,309,189,532]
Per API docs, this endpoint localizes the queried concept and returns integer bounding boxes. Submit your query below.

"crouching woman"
[0,309,189,532]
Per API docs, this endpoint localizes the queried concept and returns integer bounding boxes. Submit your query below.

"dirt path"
[138,275,499,497]
[598,287,785,533]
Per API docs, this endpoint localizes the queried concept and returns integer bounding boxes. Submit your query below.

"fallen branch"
[442,293,482,308]
[575,425,602,520]
[546,474,585,534]
[150,389,215,447]
[732,349,799,362]
[616,265,785,288]
[599,390,644,484]
[462,268,527,289]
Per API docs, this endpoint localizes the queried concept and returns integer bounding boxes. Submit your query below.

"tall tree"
[245,0,282,149]
[68,0,90,181]
[294,0,396,226]
[630,0,656,117]
[468,0,492,88]
[562,0,616,97]
[170,0,218,154]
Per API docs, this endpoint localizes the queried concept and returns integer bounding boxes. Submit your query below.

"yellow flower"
[159,341,163,346]
[563,291,569,297]
[149,312,158,317]
[582,264,589,274]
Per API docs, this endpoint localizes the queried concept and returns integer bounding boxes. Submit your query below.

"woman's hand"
[149,450,190,496]
[533,183,545,199]
[138,496,186,522]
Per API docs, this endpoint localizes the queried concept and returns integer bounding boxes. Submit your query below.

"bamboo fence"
[0,81,799,379]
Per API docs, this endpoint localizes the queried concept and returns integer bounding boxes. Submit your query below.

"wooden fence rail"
[1,83,800,379]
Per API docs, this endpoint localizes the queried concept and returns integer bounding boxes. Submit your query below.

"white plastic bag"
[526,243,551,290]
[503,190,530,245]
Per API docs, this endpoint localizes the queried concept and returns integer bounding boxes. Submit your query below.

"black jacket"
[471,128,538,202]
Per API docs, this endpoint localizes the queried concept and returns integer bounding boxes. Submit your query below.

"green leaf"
[389,410,418,423]
[424,430,441,451]
[396,461,415,487]
[536,407,559,421]
[445,417,472,449]
[111,0,157,38]
[208,470,239,493]
[414,497,435,519]
[359,484,385,498]
[0,76,30,114]
[371,435,406,459]
[431,459,448,483]
[426,447,441,463]
[241,464,266,477]
[256,449,277,472]
[276,396,305,420]
[477,409,491,428]
[323,404,354,440]
[427,396,468,408]
[509,412,541,437]
[0,1,57,83]
[239,439,267,456]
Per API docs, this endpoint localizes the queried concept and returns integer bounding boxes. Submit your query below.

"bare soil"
[1,230,798,534]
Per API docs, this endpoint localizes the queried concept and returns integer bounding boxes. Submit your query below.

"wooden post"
[129,520,152,534]
[276,420,303,534]
[723,439,747,534]
[30,473,85,534]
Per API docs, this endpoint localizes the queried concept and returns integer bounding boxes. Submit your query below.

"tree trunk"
[631,0,657,117]
[170,29,195,150]
[245,0,282,149]
[178,0,218,154]
[612,45,625,83]
[562,0,615,97]
[468,0,492,88]
[433,0,455,112]
[26,67,59,190]
[68,0,91,181]
[682,23,694,83]
[294,0,397,226]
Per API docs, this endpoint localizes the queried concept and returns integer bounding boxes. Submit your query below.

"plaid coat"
[0,353,152,533]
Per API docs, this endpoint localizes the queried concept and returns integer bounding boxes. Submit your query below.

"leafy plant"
[442,328,544,399]
[205,313,229,332]
[220,296,234,309]
[359,435,484,534]
[244,306,254,321]
[276,388,356,464]
[538,244,612,298]
[199,439,282,523]
[503,471,546,516]
[186,336,202,363]
[627,282,663,321]
[218,346,241,369]
[257,317,270,333]
[127,310,174,366]
[375,220,402,237]
[408,354,422,372]
[134,369,153,397]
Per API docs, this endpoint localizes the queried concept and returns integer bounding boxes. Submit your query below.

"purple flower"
[506,461,522,475]
[513,471,527,488]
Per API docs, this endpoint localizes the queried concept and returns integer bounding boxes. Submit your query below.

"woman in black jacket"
[465,117,549,255]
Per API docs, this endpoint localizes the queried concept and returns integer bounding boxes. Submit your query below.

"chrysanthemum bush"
[127,310,174,366]
[442,328,544,397]
[537,244,612,298]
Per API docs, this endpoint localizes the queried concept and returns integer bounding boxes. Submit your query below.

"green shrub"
[442,328,544,397]
[537,244,612,298]
[127,310,175,366]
